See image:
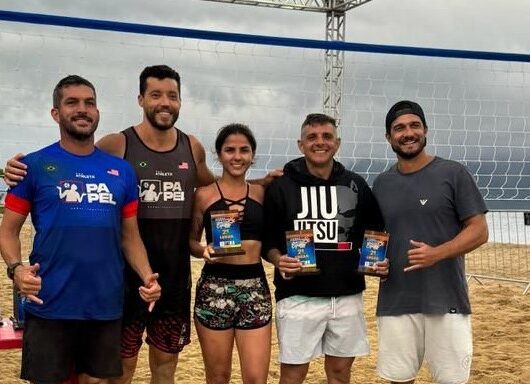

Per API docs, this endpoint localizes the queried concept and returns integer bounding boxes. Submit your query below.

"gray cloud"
[3,0,529,51]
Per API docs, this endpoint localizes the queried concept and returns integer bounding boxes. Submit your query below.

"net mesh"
[0,19,529,208]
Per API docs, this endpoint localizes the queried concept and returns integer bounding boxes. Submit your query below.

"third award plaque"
[357,230,389,276]
[210,210,245,256]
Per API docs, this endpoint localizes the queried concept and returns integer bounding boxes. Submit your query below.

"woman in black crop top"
[189,123,272,384]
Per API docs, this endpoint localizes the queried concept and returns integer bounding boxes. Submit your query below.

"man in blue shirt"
[0,75,161,384]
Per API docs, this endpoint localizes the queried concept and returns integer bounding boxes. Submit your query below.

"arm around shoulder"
[248,168,284,187]
[3,153,27,187]
[96,133,126,158]
[189,134,215,187]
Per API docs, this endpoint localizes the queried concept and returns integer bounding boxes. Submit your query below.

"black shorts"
[21,313,122,382]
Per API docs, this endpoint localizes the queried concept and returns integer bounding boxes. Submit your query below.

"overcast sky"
[1,0,529,203]
[2,0,530,52]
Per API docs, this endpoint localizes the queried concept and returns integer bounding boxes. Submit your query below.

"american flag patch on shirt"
[178,162,189,170]
[107,169,120,176]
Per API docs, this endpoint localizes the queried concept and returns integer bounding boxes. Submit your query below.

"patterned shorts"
[120,313,191,358]
[194,263,272,330]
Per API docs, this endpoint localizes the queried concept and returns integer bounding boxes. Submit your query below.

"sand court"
[0,219,528,383]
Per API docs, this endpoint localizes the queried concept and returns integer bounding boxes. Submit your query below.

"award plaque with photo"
[210,210,246,256]
[285,229,319,275]
[358,230,389,276]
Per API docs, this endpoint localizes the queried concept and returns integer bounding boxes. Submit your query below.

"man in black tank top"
[95,66,216,384]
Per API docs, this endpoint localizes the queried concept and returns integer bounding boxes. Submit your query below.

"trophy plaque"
[285,229,319,275]
[210,210,246,256]
[358,230,389,276]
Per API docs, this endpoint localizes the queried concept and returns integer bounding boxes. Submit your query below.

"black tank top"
[203,182,264,243]
[122,126,197,316]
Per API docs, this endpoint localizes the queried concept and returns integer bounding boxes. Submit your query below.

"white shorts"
[275,294,369,364]
[377,314,472,384]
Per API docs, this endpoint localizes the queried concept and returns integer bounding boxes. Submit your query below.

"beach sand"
[0,220,528,383]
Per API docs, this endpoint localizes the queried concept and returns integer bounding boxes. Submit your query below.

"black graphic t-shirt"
[263,157,384,302]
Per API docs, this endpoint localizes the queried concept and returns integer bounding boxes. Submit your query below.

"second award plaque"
[210,210,246,256]
[285,229,319,275]
[357,230,389,276]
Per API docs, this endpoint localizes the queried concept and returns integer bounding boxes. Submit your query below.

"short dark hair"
[385,100,427,134]
[301,113,337,131]
[215,123,257,155]
[139,65,181,96]
[52,75,96,108]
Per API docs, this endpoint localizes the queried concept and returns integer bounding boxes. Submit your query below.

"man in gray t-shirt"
[372,100,488,384]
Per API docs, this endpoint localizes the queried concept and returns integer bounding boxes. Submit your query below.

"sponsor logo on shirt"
[155,170,173,177]
[139,179,185,202]
[420,199,428,206]
[76,172,95,179]
[57,181,116,205]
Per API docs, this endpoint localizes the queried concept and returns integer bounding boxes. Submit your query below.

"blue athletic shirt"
[5,142,139,320]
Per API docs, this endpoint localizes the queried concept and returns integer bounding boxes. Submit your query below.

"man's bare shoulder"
[187,133,206,154]
[186,132,198,142]
[96,132,126,158]
[186,132,215,186]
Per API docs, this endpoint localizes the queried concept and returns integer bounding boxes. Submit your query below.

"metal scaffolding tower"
[202,0,372,123]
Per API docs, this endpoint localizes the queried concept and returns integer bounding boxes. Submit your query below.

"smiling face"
[51,84,99,141]
[386,113,427,160]
[218,133,255,178]
[139,77,181,131]
[298,122,340,170]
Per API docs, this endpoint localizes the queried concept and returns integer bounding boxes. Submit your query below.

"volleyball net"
[0,10,528,290]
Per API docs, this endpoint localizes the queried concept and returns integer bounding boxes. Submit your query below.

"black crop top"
[203,182,264,243]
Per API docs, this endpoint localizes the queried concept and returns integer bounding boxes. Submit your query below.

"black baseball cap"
[385,100,427,134]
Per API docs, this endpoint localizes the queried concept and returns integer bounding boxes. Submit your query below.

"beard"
[145,108,179,131]
[391,136,427,159]
[61,115,98,141]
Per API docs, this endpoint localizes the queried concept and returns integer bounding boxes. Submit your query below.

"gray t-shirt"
[373,157,487,315]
